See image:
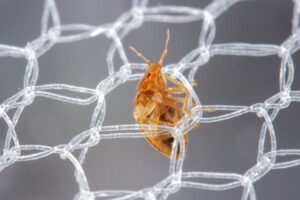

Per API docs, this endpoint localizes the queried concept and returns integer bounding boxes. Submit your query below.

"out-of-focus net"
[0,0,300,199]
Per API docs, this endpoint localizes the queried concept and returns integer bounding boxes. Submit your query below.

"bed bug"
[130,30,193,159]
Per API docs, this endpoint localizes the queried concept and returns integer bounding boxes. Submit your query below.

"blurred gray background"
[0,0,299,199]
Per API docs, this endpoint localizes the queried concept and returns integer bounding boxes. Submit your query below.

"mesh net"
[0,0,300,199]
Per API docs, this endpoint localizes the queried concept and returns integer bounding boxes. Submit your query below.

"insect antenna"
[159,29,170,65]
[129,46,150,64]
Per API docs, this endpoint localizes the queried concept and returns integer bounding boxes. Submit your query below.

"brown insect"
[130,30,193,159]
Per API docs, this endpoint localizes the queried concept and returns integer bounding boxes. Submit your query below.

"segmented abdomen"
[134,91,188,158]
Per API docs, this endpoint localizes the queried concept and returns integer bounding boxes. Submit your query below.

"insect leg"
[167,87,191,108]
[134,101,157,124]
[164,74,188,89]
[164,74,214,112]
[164,74,197,100]
[167,87,187,94]
[163,74,195,114]
[141,101,157,118]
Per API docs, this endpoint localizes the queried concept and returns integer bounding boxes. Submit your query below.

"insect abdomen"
[134,91,188,158]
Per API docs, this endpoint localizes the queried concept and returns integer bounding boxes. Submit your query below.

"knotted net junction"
[0,0,300,199]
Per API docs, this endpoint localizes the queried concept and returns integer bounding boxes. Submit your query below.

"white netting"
[0,0,300,199]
